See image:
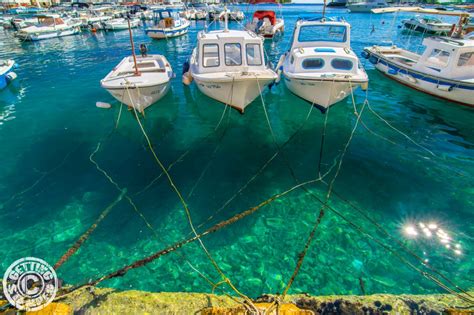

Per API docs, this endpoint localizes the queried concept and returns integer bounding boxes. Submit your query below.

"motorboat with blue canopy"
[145,9,190,39]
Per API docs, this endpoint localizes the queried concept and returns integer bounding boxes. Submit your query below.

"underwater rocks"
[31,286,473,314]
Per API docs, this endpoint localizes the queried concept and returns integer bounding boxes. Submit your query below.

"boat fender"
[274,54,286,85]
[96,101,112,109]
[6,72,17,82]
[182,71,193,86]
[361,82,368,91]
[182,61,190,75]
[368,55,378,65]
[387,69,397,75]
[437,84,454,92]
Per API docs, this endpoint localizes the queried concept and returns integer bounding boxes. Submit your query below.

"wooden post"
[128,18,140,76]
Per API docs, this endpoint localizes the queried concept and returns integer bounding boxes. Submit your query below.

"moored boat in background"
[104,18,140,31]
[347,0,388,13]
[145,9,190,39]
[402,15,452,35]
[245,0,284,39]
[15,14,81,41]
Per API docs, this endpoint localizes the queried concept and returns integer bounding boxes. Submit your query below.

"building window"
[202,44,220,68]
[225,43,242,66]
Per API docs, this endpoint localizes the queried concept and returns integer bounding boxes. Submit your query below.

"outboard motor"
[140,44,148,57]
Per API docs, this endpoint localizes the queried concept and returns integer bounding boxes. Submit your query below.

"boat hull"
[283,74,367,111]
[192,74,276,113]
[104,82,170,111]
[16,27,81,41]
[0,60,16,89]
[403,22,450,35]
[364,48,474,107]
[146,23,189,39]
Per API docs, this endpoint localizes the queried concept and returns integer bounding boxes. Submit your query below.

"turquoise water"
[0,6,473,297]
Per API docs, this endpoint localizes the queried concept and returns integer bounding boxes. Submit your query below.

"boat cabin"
[153,9,181,27]
[195,30,267,74]
[291,18,351,49]
[286,18,359,75]
[414,37,474,79]
[36,15,65,27]
[252,10,276,26]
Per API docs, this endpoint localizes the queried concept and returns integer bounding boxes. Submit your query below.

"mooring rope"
[56,176,326,299]
[125,84,257,309]
[282,80,366,298]
[134,99,230,197]
[327,185,474,300]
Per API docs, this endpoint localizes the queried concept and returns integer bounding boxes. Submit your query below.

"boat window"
[427,48,450,67]
[225,43,242,66]
[298,25,347,43]
[202,44,220,67]
[302,58,325,69]
[331,58,353,70]
[246,43,262,66]
[457,52,474,67]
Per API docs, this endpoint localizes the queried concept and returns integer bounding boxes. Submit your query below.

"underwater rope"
[56,176,328,298]
[125,83,257,309]
[1,144,79,209]
[282,80,367,298]
[135,99,230,197]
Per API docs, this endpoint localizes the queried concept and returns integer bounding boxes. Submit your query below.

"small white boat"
[363,36,474,107]
[16,14,81,41]
[245,8,284,39]
[347,0,388,13]
[145,9,190,39]
[218,9,245,21]
[184,8,277,113]
[402,15,452,35]
[101,55,173,112]
[104,18,140,31]
[278,17,368,112]
[182,8,207,20]
[0,60,17,89]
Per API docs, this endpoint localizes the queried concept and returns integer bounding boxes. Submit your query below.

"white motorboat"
[402,15,452,35]
[145,9,190,39]
[363,37,474,107]
[184,8,277,113]
[0,60,17,90]
[182,8,207,20]
[101,55,173,112]
[217,9,245,21]
[363,7,474,107]
[278,17,368,112]
[15,14,81,41]
[347,0,388,13]
[245,2,284,39]
[104,18,140,31]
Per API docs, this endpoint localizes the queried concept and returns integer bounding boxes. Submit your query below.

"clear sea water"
[0,5,473,297]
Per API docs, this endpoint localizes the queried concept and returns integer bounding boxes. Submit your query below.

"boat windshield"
[298,24,347,43]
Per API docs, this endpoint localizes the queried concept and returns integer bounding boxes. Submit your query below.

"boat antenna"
[127,16,140,76]
[224,5,229,32]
